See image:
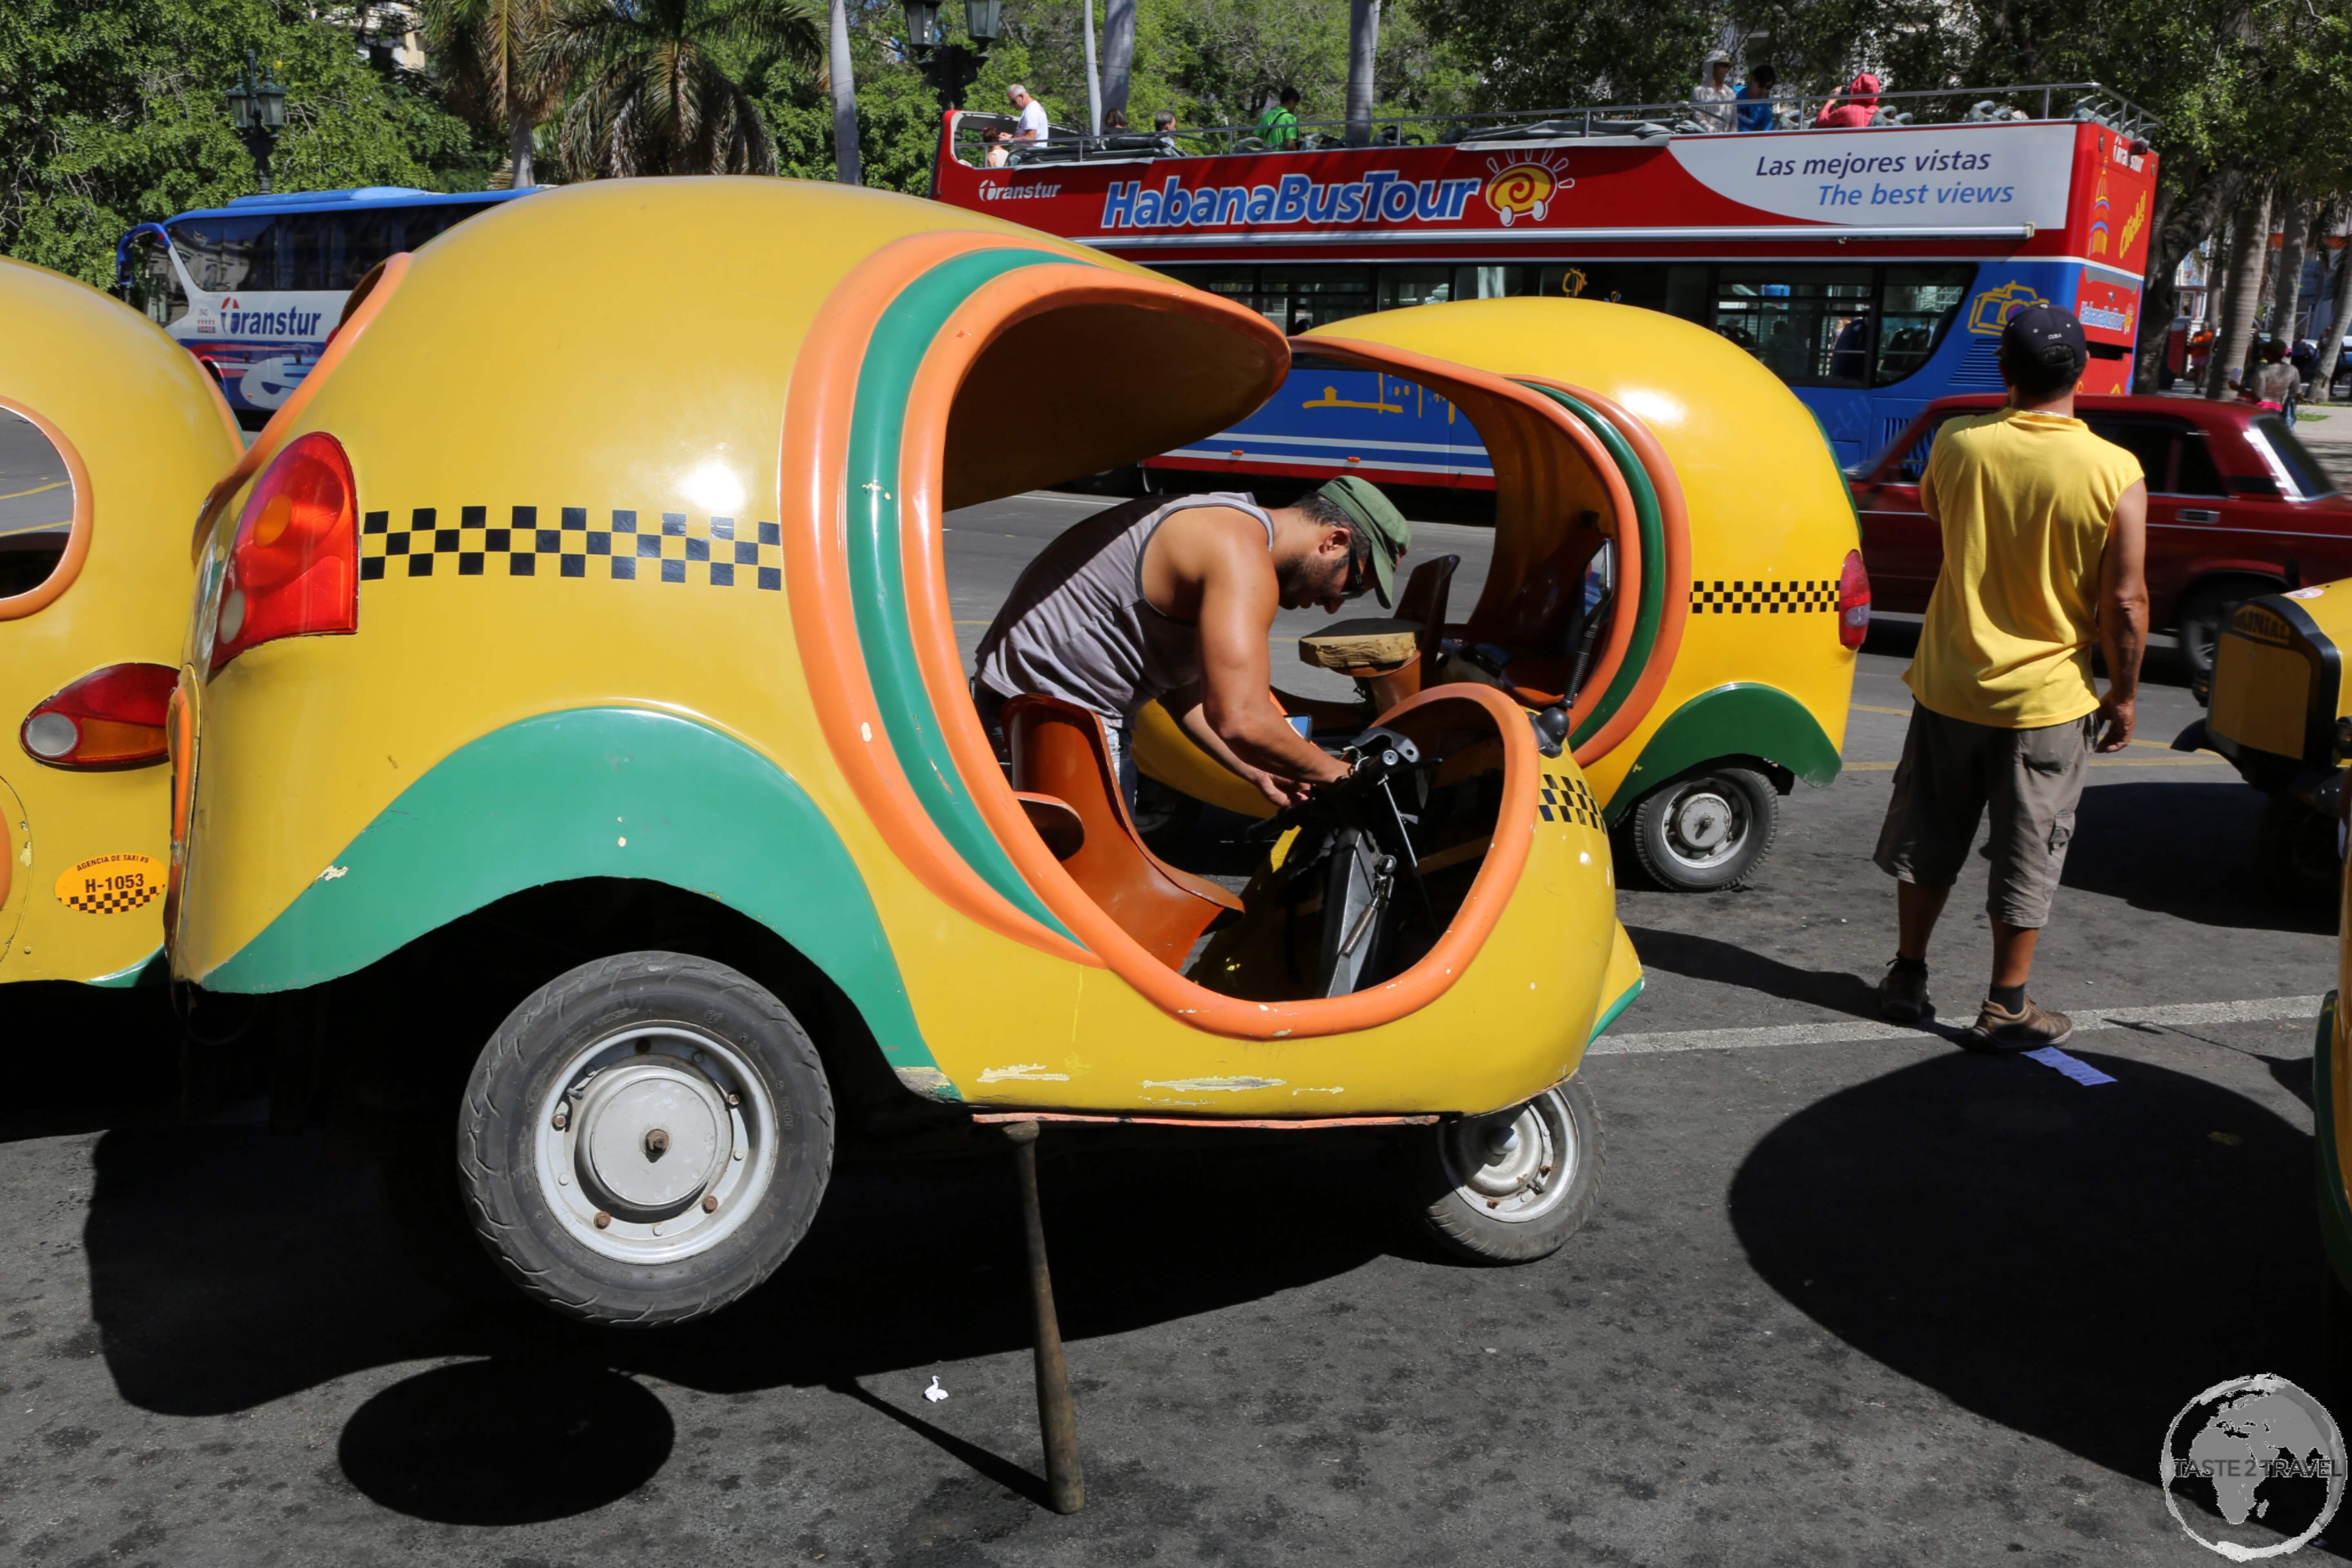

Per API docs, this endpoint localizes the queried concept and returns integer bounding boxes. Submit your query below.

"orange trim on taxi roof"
[1517,376,1694,764]
[190,252,414,559]
[780,229,1106,966]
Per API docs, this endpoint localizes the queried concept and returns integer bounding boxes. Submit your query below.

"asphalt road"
[2,488,2343,1565]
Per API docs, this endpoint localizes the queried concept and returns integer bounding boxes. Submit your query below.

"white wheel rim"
[533,1024,778,1264]
[1439,1087,1580,1223]
[1661,780,1748,871]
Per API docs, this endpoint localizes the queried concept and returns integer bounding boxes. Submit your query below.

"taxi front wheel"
[457,952,835,1327]
[1392,1078,1604,1264]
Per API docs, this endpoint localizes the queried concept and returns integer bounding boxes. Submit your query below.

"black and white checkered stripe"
[359,507,783,590]
[1538,771,1603,828]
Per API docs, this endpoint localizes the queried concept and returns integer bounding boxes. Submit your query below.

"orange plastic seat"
[1004,695,1242,969]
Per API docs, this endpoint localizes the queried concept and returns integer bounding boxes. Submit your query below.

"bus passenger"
[970,479,1412,811]
[1815,72,1881,129]
[1735,64,1779,131]
[1008,83,1049,143]
[1692,51,1737,132]
[1259,88,1302,150]
[983,129,1012,168]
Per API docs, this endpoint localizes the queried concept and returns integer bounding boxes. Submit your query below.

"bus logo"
[1483,154,1572,227]
[1967,281,2047,334]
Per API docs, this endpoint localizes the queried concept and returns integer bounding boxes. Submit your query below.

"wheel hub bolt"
[593,1211,612,1229]
[645,1128,670,1159]
[701,1195,718,1214]
[550,1107,568,1131]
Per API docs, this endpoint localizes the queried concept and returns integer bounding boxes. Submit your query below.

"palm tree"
[420,0,569,188]
[1102,0,1134,118]
[1345,0,1380,147]
[546,0,825,180]
[828,0,858,186]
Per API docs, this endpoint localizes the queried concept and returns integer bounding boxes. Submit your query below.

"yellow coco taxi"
[1,256,241,986]
[2177,580,2352,906]
[1130,297,1865,893]
[170,179,1643,1325]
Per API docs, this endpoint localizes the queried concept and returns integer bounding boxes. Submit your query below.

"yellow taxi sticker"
[54,853,163,914]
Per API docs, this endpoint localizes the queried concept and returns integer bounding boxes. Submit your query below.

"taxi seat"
[1465,531,1608,708]
[1004,695,1243,969]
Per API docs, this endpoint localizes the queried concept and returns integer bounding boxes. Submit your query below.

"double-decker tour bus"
[116,186,533,428]
[931,85,2157,480]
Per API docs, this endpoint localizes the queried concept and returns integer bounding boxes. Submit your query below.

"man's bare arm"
[2095,479,2149,753]
[1186,516,1349,786]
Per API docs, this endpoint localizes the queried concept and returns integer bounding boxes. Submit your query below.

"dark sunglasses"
[1339,535,1374,600]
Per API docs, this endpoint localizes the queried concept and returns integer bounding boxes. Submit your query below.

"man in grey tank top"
[973,476,1412,809]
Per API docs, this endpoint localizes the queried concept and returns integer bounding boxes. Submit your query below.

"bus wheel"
[457,952,834,1327]
[2256,795,2340,909]
[1624,768,1778,892]
[1392,1078,1604,1264]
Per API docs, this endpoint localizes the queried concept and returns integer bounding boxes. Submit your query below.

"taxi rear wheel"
[1392,1078,1604,1264]
[1623,768,1778,892]
[457,952,834,1327]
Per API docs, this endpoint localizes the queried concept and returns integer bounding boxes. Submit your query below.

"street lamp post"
[901,0,1001,114]
[224,51,287,194]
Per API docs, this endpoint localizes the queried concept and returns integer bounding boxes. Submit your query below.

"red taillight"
[1837,548,1871,650]
[211,430,358,671]
[20,663,178,768]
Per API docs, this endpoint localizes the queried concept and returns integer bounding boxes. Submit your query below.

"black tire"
[457,952,835,1327]
[1391,1077,1604,1264]
[2256,794,2341,910]
[2327,1263,2352,1419]
[1623,767,1779,892]
[2176,577,2278,678]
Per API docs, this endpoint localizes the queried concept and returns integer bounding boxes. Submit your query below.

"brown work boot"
[1964,995,2074,1052]
[1878,958,1931,1023]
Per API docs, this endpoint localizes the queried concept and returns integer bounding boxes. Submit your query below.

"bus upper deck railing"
[954,82,2158,172]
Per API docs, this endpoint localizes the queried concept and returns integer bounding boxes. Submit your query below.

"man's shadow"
[1731,1046,2348,1556]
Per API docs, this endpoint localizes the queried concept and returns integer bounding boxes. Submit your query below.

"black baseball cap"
[2002,304,2087,371]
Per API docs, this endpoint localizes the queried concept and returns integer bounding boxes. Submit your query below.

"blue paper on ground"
[2023,1046,2116,1086]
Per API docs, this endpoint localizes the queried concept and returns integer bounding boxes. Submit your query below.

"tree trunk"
[2271,195,2310,350]
[2207,184,2270,399]
[2325,220,2352,400]
[1102,0,1134,114]
[2133,163,2238,392]
[508,109,535,190]
[1345,0,1380,147]
[1082,0,1101,134]
[828,0,860,187]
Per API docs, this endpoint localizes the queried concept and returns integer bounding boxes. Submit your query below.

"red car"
[1850,394,2352,672]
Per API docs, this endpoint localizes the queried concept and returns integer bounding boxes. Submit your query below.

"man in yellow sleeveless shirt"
[1873,305,2149,1048]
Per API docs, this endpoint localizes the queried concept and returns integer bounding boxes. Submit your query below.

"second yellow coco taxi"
[169,179,1642,1324]
[1130,296,1865,893]
[2,256,242,987]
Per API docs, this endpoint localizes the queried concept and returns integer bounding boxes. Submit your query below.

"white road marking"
[1590,994,2327,1057]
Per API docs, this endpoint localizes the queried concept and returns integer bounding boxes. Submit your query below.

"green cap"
[1313,476,1411,608]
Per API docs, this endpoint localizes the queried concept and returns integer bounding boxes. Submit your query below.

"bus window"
[0,409,75,601]
[1710,266,1875,387]
[1875,267,1973,385]
[125,233,187,328]
[1662,265,1709,323]
[1380,267,1454,310]
[170,215,272,293]
[1272,267,1374,332]
[1450,265,1524,300]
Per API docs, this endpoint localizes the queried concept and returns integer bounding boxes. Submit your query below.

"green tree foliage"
[548,0,824,178]
[420,0,570,187]
[0,0,490,288]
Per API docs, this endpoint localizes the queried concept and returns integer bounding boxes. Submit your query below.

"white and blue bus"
[117,186,534,427]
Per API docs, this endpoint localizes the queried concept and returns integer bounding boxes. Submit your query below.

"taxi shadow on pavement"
[1730,1045,2345,1550]
[2060,780,2332,934]
[1623,924,1883,1020]
[78,1119,1390,1521]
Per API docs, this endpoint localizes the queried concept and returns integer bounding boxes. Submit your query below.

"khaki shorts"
[1872,704,2094,929]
